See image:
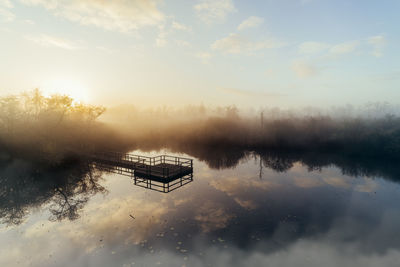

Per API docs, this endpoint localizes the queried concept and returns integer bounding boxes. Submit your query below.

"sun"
[41,78,90,103]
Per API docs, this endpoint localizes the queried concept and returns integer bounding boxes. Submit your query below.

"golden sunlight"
[41,78,90,103]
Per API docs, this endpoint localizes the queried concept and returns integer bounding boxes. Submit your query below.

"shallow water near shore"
[1,150,400,267]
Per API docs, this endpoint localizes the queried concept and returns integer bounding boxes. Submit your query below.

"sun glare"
[41,79,90,103]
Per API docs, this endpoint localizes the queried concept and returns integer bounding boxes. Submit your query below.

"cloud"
[210,176,279,211]
[39,195,171,251]
[155,30,167,47]
[23,19,35,25]
[6,215,400,267]
[233,197,257,210]
[0,7,14,21]
[218,87,282,98]
[25,34,84,50]
[194,0,236,24]
[95,46,114,53]
[298,41,330,54]
[0,0,12,8]
[154,21,192,48]
[175,39,190,47]
[368,35,386,46]
[293,176,324,188]
[194,201,235,232]
[354,179,378,193]
[212,33,286,54]
[0,0,14,21]
[172,21,192,32]
[20,0,164,32]
[368,35,386,58]
[237,16,264,31]
[329,41,359,55]
[322,177,351,189]
[264,69,276,78]
[298,40,359,57]
[300,37,387,59]
[196,51,212,64]
[298,37,387,65]
[291,60,318,78]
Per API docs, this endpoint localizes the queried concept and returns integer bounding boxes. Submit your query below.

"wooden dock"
[92,152,193,183]
[95,162,193,193]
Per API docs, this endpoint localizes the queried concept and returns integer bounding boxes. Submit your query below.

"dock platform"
[92,152,193,182]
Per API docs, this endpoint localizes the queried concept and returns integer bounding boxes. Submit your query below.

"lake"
[1,149,400,267]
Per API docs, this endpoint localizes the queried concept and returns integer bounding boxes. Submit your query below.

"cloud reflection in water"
[0,150,400,266]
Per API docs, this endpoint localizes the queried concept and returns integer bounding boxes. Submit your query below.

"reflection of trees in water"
[128,144,248,170]
[191,148,252,170]
[1,144,399,227]
[260,153,296,173]
[0,158,105,225]
[292,152,400,182]
[269,152,400,182]
[170,145,400,182]
[259,150,400,181]
[163,144,252,170]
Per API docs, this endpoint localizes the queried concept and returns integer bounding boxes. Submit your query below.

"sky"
[0,0,399,108]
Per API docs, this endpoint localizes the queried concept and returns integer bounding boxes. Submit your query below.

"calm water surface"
[1,150,400,267]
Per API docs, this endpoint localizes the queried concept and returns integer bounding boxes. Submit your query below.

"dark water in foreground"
[1,150,400,267]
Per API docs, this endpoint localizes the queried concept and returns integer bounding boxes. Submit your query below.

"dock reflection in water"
[95,162,193,193]
[92,152,194,193]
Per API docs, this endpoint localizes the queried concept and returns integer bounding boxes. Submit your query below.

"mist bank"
[104,104,400,160]
[0,89,131,163]
[2,91,400,224]
[1,90,400,164]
